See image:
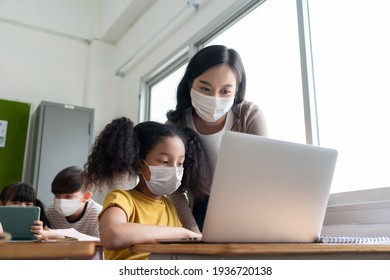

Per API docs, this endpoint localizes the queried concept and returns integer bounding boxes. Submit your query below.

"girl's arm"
[99,206,201,250]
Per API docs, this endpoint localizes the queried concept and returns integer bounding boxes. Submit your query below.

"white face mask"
[143,162,184,196]
[54,198,82,217]
[190,88,235,122]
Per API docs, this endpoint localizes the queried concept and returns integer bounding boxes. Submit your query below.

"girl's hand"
[31,221,65,240]
[184,228,202,239]
[30,220,47,240]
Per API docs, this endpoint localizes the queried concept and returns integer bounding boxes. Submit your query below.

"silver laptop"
[158,131,338,243]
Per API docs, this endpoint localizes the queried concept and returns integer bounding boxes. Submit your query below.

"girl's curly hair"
[180,127,212,202]
[84,117,137,190]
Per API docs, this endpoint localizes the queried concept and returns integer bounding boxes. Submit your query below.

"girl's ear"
[135,160,143,174]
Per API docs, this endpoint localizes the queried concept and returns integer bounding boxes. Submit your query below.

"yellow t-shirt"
[98,189,182,260]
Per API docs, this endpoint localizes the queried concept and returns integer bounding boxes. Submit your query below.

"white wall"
[0,0,96,39]
[84,40,115,136]
[0,0,116,136]
[0,21,89,112]
[0,0,251,132]
[0,0,253,180]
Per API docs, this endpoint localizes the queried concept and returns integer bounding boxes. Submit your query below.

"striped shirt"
[47,199,102,237]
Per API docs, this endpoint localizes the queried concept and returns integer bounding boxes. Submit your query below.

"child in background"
[84,118,201,260]
[0,182,51,231]
[45,166,102,238]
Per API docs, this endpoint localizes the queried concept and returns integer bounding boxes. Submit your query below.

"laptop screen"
[202,131,338,243]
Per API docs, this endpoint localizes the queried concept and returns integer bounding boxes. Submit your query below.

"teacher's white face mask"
[190,88,235,122]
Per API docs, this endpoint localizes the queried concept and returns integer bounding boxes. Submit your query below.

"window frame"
[140,47,190,122]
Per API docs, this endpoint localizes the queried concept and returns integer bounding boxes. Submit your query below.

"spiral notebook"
[319,235,390,244]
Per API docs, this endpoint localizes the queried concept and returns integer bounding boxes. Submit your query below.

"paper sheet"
[0,120,8,147]
[48,228,100,241]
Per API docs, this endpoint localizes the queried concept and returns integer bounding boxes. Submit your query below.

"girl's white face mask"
[143,161,184,196]
[190,88,235,122]
[54,197,82,217]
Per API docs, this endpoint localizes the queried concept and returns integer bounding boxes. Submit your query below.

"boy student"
[45,166,102,238]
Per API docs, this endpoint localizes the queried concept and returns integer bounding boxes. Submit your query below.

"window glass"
[309,0,390,192]
[147,0,390,194]
[207,0,305,143]
[149,0,304,141]
[149,64,186,122]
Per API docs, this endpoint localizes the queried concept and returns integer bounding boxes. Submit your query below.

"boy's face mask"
[54,197,83,217]
[142,161,184,196]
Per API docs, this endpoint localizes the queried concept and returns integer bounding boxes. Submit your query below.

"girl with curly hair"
[84,118,205,260]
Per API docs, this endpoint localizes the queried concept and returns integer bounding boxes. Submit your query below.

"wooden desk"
[0,241,102,260]
[130,243,390,260]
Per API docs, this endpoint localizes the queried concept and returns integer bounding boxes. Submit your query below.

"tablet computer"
[0,206,41,240]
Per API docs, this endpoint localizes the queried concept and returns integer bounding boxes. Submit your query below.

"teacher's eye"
[220,89,232,95]
[158,160,169,165]
[200,87,211,92]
